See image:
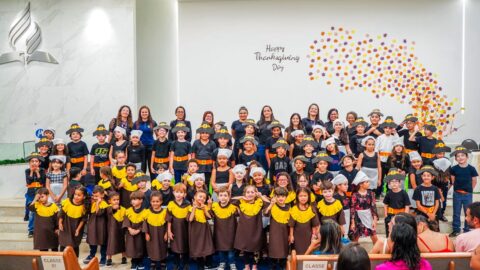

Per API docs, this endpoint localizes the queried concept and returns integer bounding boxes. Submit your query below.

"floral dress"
[349,190,378,238]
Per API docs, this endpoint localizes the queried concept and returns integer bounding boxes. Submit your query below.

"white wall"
[0,0,136,147]
[178,0,480,144]
[136,0,179,123]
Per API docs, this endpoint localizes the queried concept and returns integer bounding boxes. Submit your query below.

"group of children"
[23,109,479,269]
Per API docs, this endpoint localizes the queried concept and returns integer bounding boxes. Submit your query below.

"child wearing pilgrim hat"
[66,123,89,174]
[90,124,111,183]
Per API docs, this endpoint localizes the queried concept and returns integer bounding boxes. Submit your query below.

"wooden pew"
[288,250,472,270]
[0,246,99,270]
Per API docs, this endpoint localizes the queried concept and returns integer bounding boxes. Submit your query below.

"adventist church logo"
[0,2,58,65]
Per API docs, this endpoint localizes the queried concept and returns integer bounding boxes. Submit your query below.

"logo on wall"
[0,2,58,65]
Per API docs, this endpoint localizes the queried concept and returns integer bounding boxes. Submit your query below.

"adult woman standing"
[284,113,305,144]
[324,108,339,135]
[108,105,133,142]
[168,106,192,142]
[256,105,275,171]
[133,106,157,174]
[345,111,358,138]
[302,103,324,135]
[231,106,249,161]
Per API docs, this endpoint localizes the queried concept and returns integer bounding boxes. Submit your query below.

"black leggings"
[60,246,79,257]
[173,252,188,268]
[270,258,287,269]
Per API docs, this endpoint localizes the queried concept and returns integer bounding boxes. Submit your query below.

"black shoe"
[106,259,113,267]
[83,255,94,265]
[122,257,128,264]
[440,216,448,222]
[27,231,33,238]
[23,214,29,221]
[449,231,460,237]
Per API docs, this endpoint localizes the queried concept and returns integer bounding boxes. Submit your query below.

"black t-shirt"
[349,134,367,157]
[361,152,378,169]
[39,155,50,170]
[397,129,422,151]
[160,187,174,206]
[257,120,272,145]
[67,141,89,158]
[256,184,272,197]
[111,140,128,155]
[383,190,411,209]
[238,151,256,166]
[90,142,110,163]
[291,142,304,159]
[290,171,310,189]
[366,125,384,138]
[310,171,334,186]
[415,136,437,155]
[413,184,441,208]
[269,156,291,178]
[408,166,423,187]
[304,155,316,175]
[339,168,359,192]
[170,141,192,170]
[152,139,171,159]
[191,140,216,172]
[301,118,325,135]
[265,136,281,154]
[450,164,479,193]
[231,120,246,140]
[25,168,46,195]
[127,144,146,164]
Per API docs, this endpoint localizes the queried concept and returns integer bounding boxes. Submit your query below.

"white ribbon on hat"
[331,174,348,186]
[130,130,143,138]
[250,167,266,177]
[352,170,369,186]
[217,148,233,159]
[433,158,452,172]
[232,164,247,174]
[114,126,127,136]
[323,137,336,148]
[409,151,422,162]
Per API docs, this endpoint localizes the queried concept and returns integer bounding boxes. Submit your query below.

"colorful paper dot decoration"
[306,27,457,136]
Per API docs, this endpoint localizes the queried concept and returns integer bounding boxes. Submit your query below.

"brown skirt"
[234,211,264,252]
[33,215,58,250]
[268,218,290,259]
[143,223,168,261]
[189,220,215,258]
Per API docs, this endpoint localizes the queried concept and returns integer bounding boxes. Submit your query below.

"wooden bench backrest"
[289,251,472,270]
[0,247,99,270]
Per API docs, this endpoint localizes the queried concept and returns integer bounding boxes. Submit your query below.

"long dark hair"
[115,105,133,128]
[307,103,320,121]
[136,105,155,129]
[318,220,343,254]
[393,212,417,234]
[390,223,421,270]
[274,172,293,191]
[288,113,304,130]
[258,105,275,125]
[337,243,370,270]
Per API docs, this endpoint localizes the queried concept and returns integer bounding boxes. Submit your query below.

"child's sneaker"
[99,258,106,266]
[230,263,237,270]
[106,259,113,267]
[83,255,94,264]
[27,231,33,238]
[217,262,226,270]
[122,257,128,264]
[137,265,145,270]
[130,262,137,270]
